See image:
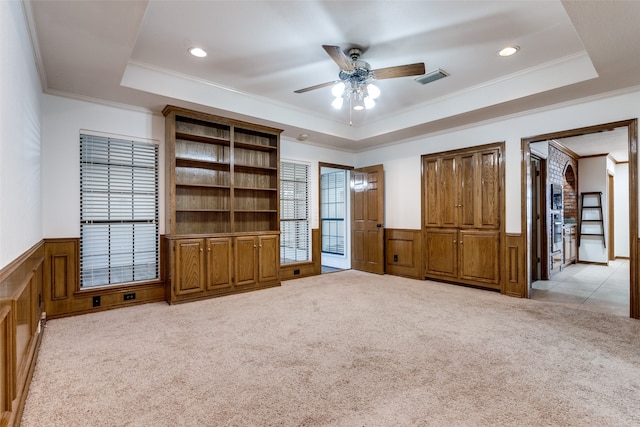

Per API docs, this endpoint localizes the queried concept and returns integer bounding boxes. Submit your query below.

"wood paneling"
[44,239,165,318]
[385,229,423,280]
[0,240,45,427]
[504,234,526,297]
[281,229,321,281]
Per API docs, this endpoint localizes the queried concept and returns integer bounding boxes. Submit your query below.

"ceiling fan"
[294,45,425,111]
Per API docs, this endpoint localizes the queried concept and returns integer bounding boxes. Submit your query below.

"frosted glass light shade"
[367,84,380,99]
[331,82,345,98]
[331,97,344,110]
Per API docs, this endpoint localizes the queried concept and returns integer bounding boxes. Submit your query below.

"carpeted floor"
[21,270,640,426]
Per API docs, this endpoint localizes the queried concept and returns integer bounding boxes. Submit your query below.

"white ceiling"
[25,0,640,154]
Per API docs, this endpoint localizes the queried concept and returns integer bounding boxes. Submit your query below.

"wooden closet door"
[477,148,500,228]
[439,156,458,227]
[351,164,385,274]
[423,157,440,227]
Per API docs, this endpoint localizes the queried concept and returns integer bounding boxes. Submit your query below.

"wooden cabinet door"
[458,230,499,287]
[458,153,476,227]
[423,157,441,227]
[476,148,500,228]
[174,239,205,296]
[258,234,279,283]
[439,156,458,228]
[424,229,458,278]
[235,236,258,287]
[206,237,233,291]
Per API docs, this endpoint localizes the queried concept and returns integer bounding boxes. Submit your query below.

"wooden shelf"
[176,131,230,146]
[165,105,281,237]
[234,140,277,151]
[176,157,230,171]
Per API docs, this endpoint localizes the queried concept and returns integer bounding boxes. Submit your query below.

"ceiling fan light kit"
[295,45,426,116]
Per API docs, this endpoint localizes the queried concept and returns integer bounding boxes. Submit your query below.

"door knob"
[376,224,382,228]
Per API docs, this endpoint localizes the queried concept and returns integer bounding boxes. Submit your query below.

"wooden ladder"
[578,191,605,247]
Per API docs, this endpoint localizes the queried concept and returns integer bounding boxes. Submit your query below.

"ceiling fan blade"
[322,45,355,72]
[372,62,426,80]
[294,80,336,94]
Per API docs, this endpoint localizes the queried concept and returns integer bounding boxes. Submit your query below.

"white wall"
[614,162,630,258]
[356,89,640,233]
[40,88,640,255]
[42,95,164,238]
[578,156,608,263]
[280,139,356,229]
[0,1,43,269]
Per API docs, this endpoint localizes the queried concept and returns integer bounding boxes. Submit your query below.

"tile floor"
[530,259,630,317]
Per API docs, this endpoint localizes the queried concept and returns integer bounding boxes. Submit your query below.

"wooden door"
[423,157,440,227]
[458,229,500,287]
[174,239,205,296]
[476,148,500,228]
[439,156,458,227]
[458,153,476,227]
[258,234,279,283]
[206,237,233,291]
[235,236,258,287]
[351,164,385,274]
[424,229,458,278]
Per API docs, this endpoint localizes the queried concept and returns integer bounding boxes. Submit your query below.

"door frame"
[318,162,353,271]
[521,119,639,318]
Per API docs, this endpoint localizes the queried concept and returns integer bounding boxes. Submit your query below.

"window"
[80,134,159,288]
[321,170,346,255]
[280,161,310,264]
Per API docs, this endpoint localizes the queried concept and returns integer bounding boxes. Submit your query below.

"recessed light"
[498,46,519,57]
[297,133,309,141]
[188,47,207,58]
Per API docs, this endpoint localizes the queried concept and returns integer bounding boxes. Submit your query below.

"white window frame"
[80,133,159,288]
[280,160,311,264]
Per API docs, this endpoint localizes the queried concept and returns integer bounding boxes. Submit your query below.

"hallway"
[531,259,630,317]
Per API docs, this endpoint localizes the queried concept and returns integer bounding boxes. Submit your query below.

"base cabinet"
[424,228,500,289]
[165,233,279,304]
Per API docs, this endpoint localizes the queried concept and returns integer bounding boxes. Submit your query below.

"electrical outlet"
[294,269,300,275]
[394,254,398,262]
[124,293,136,301]
[92,296,101,307]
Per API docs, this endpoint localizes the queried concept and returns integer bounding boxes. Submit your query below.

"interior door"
[351,164,385,274]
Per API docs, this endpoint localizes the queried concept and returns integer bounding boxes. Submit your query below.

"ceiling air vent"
[415,69,449,85]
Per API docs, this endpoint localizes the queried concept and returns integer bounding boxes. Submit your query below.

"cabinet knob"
[453,240,457,244]
[253,245,257,248]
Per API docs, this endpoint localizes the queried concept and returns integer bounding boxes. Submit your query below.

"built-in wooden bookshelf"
[162,106,282,304]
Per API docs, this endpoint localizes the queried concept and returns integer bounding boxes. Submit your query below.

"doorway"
[522,119,638,318]
[319,163,352,273]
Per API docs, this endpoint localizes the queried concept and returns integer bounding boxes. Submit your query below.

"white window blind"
[80,134,159,288]
[280,161,310,264]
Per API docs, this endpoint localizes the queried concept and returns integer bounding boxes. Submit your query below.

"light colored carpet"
[22,270,640,426]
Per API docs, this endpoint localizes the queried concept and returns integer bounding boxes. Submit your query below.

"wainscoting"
[504,233,526,297]
[281,229,321,281]
[44,238,165,319]
[0,241,44,427]
[385,229,423,280]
